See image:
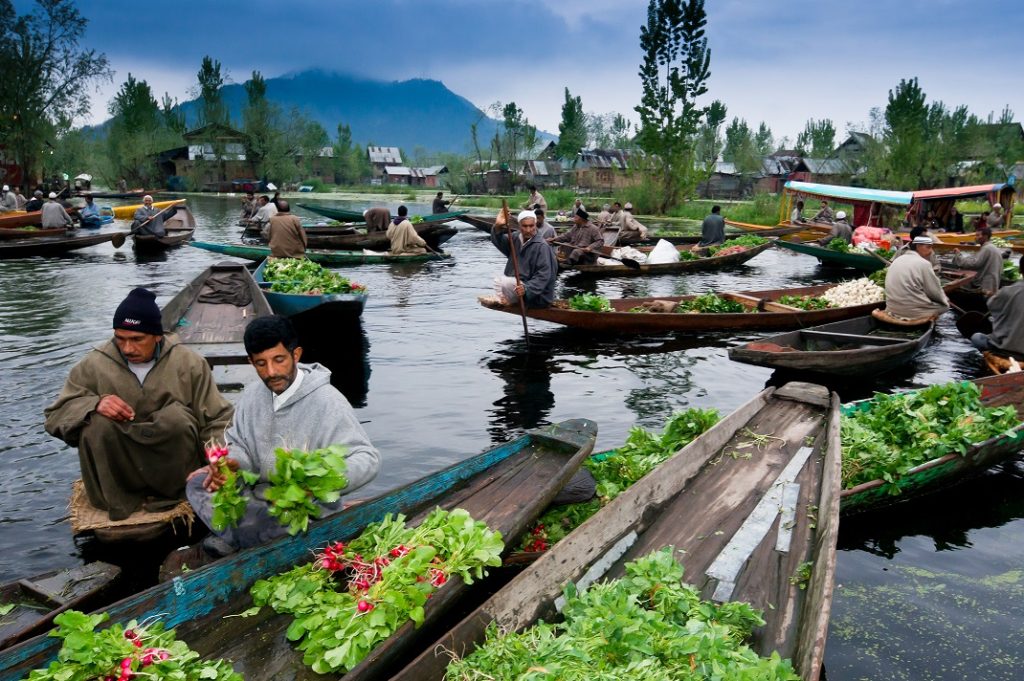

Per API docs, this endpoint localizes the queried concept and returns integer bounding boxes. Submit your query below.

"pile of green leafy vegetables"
[251,508,503,674]
[520,409,718,552]
[1003,259,1021,282]
[444,548,799,681]
[840,381,1021,491]
[776,294,831,310]
[25,610,241,681]
[709,235,769,254]
[265,258,366,294]
[826,238,851,253]
[266,445,349,535]
[867,268,888,288]
[567,293,613,312]
[675,292,745,313]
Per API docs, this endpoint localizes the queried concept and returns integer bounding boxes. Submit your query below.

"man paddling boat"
[387,205,428,255]
[491,209,557,308]
[952,226,1003,295]
[558,208,605,265]
[131,195,166,237]
[44,289,233,521]
[180,315,379,558]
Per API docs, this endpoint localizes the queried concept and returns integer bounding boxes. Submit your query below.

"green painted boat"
[774,239,887,272]
[839,373,1024,514]
[296,204,468,224]
[188,241,449,265]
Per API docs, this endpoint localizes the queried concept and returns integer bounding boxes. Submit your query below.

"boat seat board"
[601,395,826,660]
[799,329,908,345]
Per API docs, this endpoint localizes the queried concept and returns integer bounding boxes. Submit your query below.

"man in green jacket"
[44,288,233,520]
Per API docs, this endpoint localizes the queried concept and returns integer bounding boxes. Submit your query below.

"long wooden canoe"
[775,239,887,271]
[0,207,79,230]
[0,420,597,681]
[189,241,450,265]
[0,225,66,239]
[0,562,120,652]
[253,259,368,317]
[564,240,773,276]
[929,239,1024,255]
[728,315,934,376]
[132,207,197,253]
[297,204,468,224]
[110,199,185,220]
[393,382,841,681]
[840,373,1024,514]
[161,261,272,391]
[478,272,975,333]
[0,232,127,259]
[304,222,458,251]
[642,223,806,245]
[896,229,1022,243]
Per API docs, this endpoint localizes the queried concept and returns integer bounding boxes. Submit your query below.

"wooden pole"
[502,200,531,346]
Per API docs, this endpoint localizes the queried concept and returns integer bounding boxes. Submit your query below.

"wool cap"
[576,208,589,220]
[113,288,163,336]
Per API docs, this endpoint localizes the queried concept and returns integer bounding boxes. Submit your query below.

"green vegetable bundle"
[444,548,798,680]
[1003,259,1021,282]
[266,445,350,534]
[251,508,504,674]
[776,294,831,310]
[567,293,612,312]
[265,258,366,295]
[717,234,769,250]
[675,292,745,313]
[826,238,851,253]
[841,381,1021,492]
[26,610,240,681]
[521,409,718,552]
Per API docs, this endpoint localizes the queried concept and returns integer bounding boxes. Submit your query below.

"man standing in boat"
[883,236,949,320]
[386,205,428,255]
[363,206,391,233]
[131,195,166,237]
[696,205,726,249]
[952,226,1004,295]
[266,200,307,259]
[491,209,557,308]
[44,288,234,521]
[181,315,379,557]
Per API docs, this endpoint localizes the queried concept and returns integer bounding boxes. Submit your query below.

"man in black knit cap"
[45,288,233,520]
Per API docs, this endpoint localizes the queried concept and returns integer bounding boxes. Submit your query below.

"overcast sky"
[66,0,1024,144]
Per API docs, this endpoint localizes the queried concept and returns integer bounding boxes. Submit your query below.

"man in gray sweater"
[183,315,379,554]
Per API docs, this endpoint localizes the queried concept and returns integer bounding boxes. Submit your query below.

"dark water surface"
[0,194,1020,678]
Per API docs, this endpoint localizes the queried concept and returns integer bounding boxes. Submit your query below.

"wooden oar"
[551,240,641,270]
[130,202,180,236]
[949,301,992,338]
[502,199,530,346]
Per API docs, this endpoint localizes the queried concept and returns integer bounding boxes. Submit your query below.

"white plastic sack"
[610,246,647,264]
[646,239,681,265]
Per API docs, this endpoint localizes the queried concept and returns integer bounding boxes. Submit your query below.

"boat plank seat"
[799,329,907,345]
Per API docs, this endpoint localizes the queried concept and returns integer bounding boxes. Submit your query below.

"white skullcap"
[836,211,846,219]
[624,202,633,210]
[362,209,369,217]
[993,203,1002,209]
[912,236,933,245]
[517,210,537,223]
[143,194,153,201]
[2,185,8,191]
[48,192,56,199]
[266,183,277,191]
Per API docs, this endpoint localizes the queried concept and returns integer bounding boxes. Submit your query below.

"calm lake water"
[0,193,1020,679]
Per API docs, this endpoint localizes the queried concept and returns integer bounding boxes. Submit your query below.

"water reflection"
[485,338,557,442]
[290,315,370,408]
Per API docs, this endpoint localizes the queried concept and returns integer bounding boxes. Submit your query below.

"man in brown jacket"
[363,207,391,233]
[267,200,307,258]
[44,289,233,520]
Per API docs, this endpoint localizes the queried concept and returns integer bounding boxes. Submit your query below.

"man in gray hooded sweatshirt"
[184,315,379,553]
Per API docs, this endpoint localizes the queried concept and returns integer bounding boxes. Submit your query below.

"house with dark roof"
[367,146,403,179]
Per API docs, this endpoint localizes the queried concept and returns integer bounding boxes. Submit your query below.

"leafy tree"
[634,0,713,212]
[196,55,228,127]
[0,0,111,181]
[695,99,727,165]
[490,101,537,185]
[555,88,587,163]
[332,123,360,185]
[105,73,170,185]
[753,122,774,155]
[969,106,1024,183]
[161,93,186,134]
[795,118,836,157]
[242,70,279,179]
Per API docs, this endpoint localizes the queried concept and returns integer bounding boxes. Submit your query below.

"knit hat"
[576,208,589,221]
[113,288,163,336]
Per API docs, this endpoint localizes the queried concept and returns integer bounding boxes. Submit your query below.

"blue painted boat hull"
[0,420,598,679]
[253,258,368,317]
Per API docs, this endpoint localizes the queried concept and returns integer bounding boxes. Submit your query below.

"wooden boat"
[781,180,914,232]
[728,315,934,376]
[0,420,597,681]
[189,241,450,265]
[161,261,273,391]
[564,240,773,276]
[0,562,121,651]
[927,238,1024,255]
[909,181,1017,233]
[132,206,196,253]
[983,351,1023,375]
[896,229,1022,243]
[0,226,66,239]
[0,207,78,230]
[479,272,975,333]
[297,203,468,224]
[393,382,841,681]
[253,259,367,317]
[75,190,153,199]
[0,232,127,259]
[109,199,185,220]
[840,373,1024,514]
[775,238,887,272]
[305,223,457,251]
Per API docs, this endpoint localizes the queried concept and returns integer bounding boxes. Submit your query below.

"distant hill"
[168,69,502,155]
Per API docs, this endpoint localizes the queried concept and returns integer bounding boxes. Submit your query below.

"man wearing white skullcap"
[130,194,166,237]
[0,184,17,212]
[883,235,949,320]
[489,208,558,308]
[816,209,853,247]
[986,202,1004,229]
[41,191,73,229]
